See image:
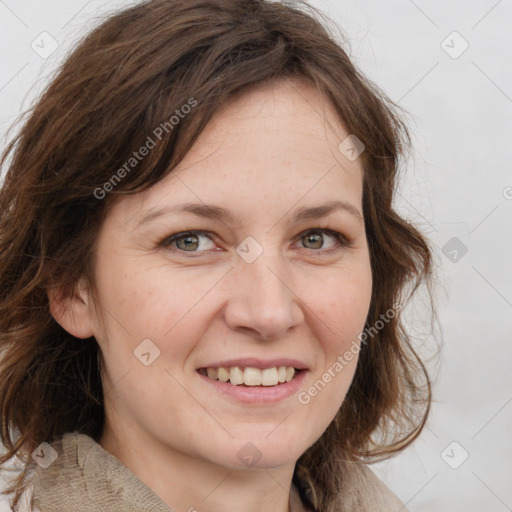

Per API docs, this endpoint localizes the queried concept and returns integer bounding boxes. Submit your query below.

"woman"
[0,0,434,511]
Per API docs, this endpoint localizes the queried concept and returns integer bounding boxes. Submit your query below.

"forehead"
[192,78,353,164]
[112,78,364,228]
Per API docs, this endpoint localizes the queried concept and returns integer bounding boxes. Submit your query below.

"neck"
[100,424,306,512]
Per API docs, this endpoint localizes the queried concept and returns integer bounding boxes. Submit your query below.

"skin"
[49,78,373,512]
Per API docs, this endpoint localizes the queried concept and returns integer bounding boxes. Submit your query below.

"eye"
[161,231,217,254]
[297,228,351,254]
[159,228,351,256]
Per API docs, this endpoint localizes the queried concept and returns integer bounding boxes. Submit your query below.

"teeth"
[244,367,262,386]
[218,367,230,382]
[202,366,297,386]
[229,367,244,385]
[261,368,278,386]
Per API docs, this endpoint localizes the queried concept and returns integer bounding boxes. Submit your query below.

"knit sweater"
[13,432,409,512]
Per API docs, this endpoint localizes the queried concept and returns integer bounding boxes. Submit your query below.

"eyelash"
[158,228,352,257]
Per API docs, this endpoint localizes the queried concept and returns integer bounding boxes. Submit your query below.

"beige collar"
[29,432,310,512]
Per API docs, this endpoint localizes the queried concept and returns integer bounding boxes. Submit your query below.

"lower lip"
[197,370,308,404]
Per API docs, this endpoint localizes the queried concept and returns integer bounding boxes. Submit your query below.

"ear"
[47,277,96,339]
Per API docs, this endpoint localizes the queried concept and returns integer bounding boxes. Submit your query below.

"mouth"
[197,366,303,387]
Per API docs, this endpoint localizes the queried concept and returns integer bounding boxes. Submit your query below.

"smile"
[197,366,298,387]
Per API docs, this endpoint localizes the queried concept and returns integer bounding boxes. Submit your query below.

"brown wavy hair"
[0,0,436,510]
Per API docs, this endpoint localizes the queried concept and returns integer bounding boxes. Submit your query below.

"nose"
[223,252,305,341]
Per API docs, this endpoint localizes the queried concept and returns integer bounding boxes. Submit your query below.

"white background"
[1,1,511,511]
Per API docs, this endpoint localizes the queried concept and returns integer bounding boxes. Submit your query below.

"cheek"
[313,262,372,347]
[92,251,228,355]
[300,267,371,419]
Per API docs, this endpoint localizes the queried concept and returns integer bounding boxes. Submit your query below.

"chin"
[220,436,308,470]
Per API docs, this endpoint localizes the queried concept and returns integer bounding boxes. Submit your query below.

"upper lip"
[197,358,308,371]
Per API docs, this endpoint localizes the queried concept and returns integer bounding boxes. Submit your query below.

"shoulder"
[9,432,90,512]
[13,484,36,512]
[338,461,409,512]
[21,432,172,512]
[0,447,37,512]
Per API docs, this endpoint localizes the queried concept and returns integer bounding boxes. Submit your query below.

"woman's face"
[85,79,372,470]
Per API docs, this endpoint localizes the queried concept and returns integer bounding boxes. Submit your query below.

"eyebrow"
[134,199,363,229]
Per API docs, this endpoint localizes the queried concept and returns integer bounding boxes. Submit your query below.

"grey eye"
[302,233,324,249]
